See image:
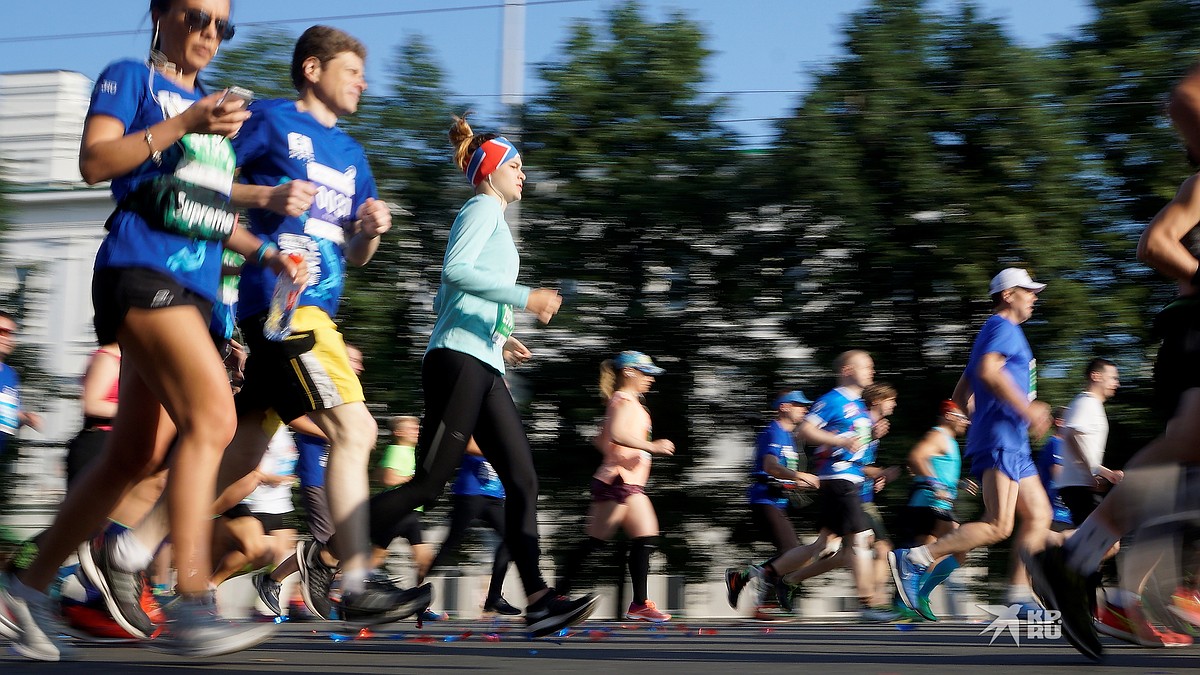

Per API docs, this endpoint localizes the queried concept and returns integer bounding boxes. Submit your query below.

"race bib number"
[305,162,356,245]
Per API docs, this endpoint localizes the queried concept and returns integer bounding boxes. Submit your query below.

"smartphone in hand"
[217,86,254,109]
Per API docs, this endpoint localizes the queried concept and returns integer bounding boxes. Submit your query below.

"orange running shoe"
[1168,587,1200,627]
[625,600,671,623]
[1096,597,1192,648]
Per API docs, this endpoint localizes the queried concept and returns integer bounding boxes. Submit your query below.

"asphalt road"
[2,619,1196,674]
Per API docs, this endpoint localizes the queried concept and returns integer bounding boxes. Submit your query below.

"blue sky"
[0,1,1092,141]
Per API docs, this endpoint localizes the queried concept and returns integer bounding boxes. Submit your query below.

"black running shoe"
[252,571,282,617]
[483,596,522,616]
[77,536,153,639]
[525,591,599,638]
[1024,545,1102,661]
[774,575,801,613]
[724,566,754,609]
[295,540,336,621]
[339,581,432,627]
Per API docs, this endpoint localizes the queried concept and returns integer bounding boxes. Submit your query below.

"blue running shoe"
[1014,600,1043,621]
[888,549,931,619]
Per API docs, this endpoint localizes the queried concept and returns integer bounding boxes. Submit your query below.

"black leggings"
[368,349,546,596]
[428,494,511,602]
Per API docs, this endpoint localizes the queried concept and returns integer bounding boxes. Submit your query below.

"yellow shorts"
[236,306,364,422]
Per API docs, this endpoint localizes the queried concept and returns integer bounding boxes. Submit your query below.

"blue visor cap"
[614,351,664,375]
[774,390,812,409]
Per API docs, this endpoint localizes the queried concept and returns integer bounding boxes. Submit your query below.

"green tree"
[205,28,296,100]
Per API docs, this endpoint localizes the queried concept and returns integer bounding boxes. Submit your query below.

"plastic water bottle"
[263,252,305,341]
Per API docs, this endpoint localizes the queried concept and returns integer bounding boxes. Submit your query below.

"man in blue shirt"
[724,390,817,618]
[219,26,438,627]
[891,268,1053,620]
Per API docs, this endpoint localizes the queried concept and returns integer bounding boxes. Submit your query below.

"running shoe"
[724,565,756,609]
[892,598,924,622]
[626,600,671,623]
[419,608,449,622]
[773,575,802,613]
[1014,600,1043,621]
[295,539,336,620]
[524,590,600,637]
[253,571,283,617]
[859,605,900,622]
[1168,587,1200,628]
[339,580,432,627]
[77,534,153,639]
[483,596,522,616]
[888,549,930,619]
[0,571,76,661]
[1095,597,1193,647]
[152,593,277,657]
[752,604,792,622]
[916,595,937,621]
[1023,545,1102,661]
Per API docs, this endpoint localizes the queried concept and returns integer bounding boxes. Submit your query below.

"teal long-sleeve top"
[426,194,531,374]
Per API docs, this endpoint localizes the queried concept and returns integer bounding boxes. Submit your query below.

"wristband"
[144,129,162,167]
[254,241,278,266]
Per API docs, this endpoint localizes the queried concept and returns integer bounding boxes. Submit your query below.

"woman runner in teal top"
[363,115,598,637]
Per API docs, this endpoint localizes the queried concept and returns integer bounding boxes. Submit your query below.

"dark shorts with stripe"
[235,307,364,423]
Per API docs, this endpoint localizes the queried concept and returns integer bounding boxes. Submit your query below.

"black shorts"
[253,512,287,533]
[222,503,254,520]
[897,505,955,546]
[815,479,869,537]
[65,428,110,488]
[1152,297,1200,421]
[1059,486,1102,527]
[750,502,800,553]
[92,267,214,346]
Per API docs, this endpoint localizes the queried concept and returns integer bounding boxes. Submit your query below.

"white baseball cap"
[989,268,1046,295]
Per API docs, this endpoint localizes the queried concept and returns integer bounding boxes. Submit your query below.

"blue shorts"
[966,446,1038,482]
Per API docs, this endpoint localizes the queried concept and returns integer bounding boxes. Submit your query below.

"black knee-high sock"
[628,536,657,605]
[557,536,608,596]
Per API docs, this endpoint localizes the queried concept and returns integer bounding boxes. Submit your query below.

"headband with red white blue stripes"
[465,136,519,186]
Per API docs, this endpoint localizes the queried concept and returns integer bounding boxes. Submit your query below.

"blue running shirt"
[453,454,506,499]
[232,100,380,319]
[964,314,1035,456]
[90,59,224,301]
[807,387,873,483]
[748,420,800,507]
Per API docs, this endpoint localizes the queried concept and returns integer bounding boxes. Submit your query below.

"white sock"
[109,530,154,573]
[1064,518,1119,575]
[341,568,366,595]
[908,546,934,568]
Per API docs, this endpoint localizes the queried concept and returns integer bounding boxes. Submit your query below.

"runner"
[1025,80,1200,654]
[556,352,676,623]
[0,310,42,457]
[724,390,818,620]
[894,400,970,620]
[891,268,1053,624]
[859,383,901,612]
[0,0,300,661]
[320,114,598,638]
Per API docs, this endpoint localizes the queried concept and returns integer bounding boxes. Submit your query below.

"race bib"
[0,386,19,436]
[492,303,515,346]
[1028,358,1038,402]
[304,162,356,245]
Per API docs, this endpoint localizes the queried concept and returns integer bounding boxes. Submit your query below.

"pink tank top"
[593,390,653,487]
[83,349,120,431]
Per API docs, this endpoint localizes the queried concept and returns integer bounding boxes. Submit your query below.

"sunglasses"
[182,8,236,41]
[0,327,14,337]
